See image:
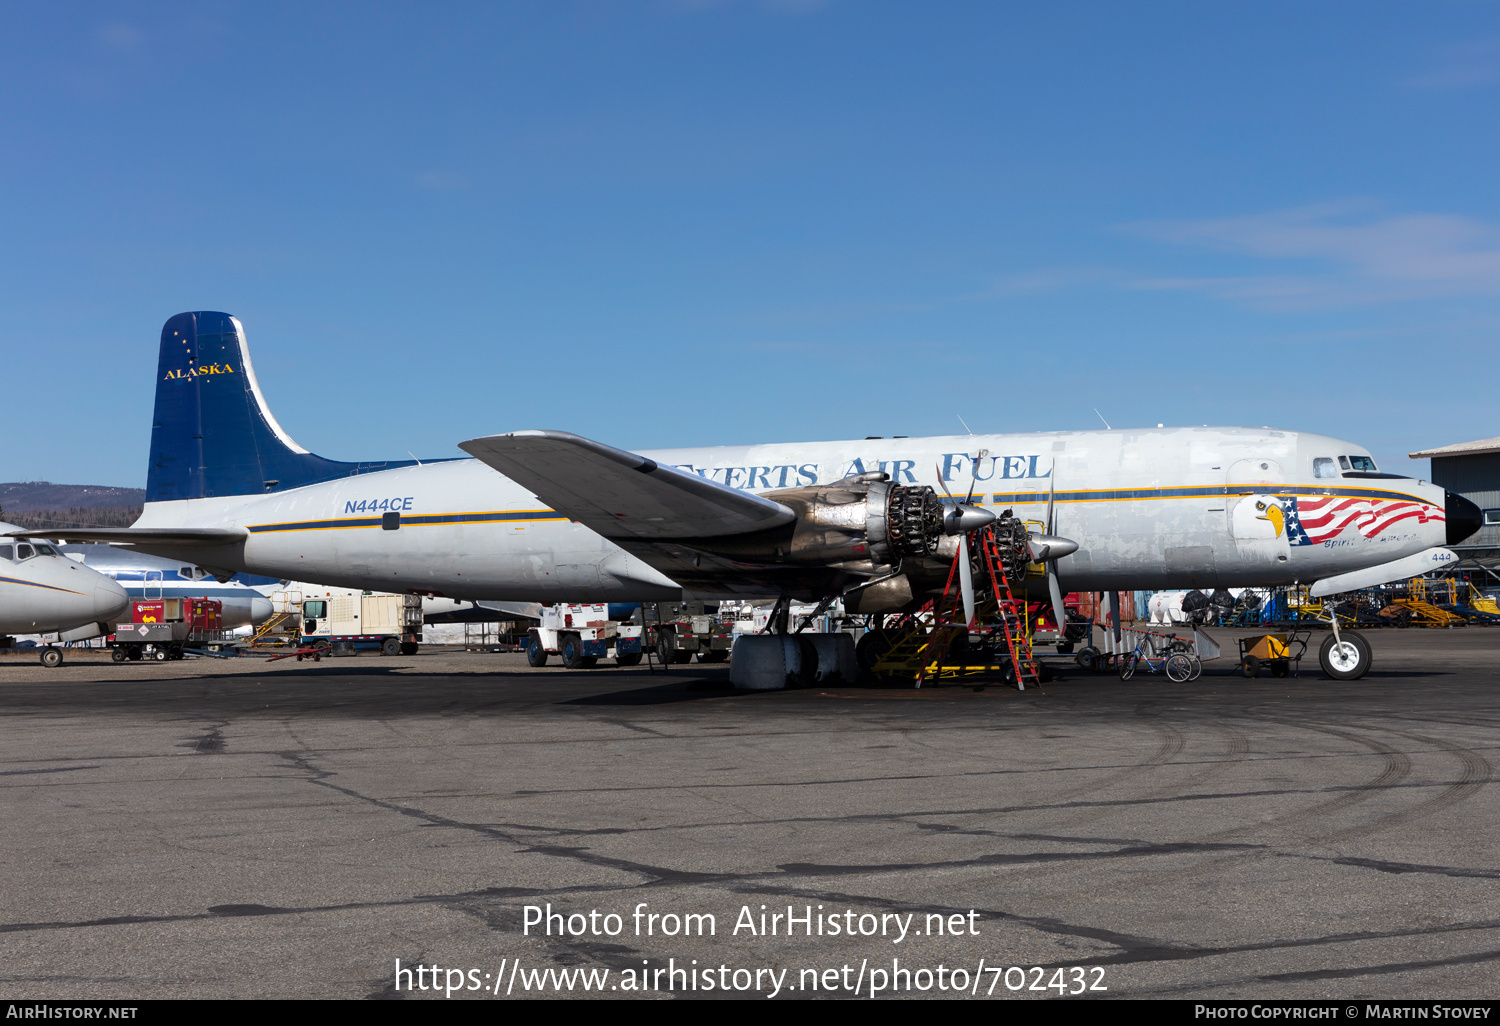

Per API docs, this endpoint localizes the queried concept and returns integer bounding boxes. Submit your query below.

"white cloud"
[1124,202,1500,309]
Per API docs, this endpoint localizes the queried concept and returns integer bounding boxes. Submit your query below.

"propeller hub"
[944,504,996,536]
[1027,533,1079,562]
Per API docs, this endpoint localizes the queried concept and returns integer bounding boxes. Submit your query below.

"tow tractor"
[527,603,644,668]
[109,598,227,662]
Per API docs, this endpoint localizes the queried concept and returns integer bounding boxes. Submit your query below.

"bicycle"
[1119,636,1201,682]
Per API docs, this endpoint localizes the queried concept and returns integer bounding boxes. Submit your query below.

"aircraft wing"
[4,528,249,546]
[459,430,795,540]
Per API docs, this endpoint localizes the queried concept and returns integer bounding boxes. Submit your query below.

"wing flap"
[459,430,794,539]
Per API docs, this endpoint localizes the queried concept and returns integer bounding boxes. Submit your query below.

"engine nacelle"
[693,473,945,568]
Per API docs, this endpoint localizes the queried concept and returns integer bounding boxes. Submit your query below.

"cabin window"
[1313,457,1338,479]
[1484,509,1500,526]
[0,545,11,561]
[15,544,35,560]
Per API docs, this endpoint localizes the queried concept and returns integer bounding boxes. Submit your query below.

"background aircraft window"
[1313,457,1338,478]
[1485,509,1500,526]
[16,544,35,560]
[1344,455,1377,472]
[0,545,11,561]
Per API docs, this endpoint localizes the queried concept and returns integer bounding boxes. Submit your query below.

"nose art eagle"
[1254,498,1285,538]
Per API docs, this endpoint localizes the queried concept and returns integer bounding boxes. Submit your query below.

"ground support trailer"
[528,604,644,669]
[651,613,733,664]
[109,599,229,662]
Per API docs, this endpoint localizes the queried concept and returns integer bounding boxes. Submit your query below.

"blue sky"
[3,1,1499,486]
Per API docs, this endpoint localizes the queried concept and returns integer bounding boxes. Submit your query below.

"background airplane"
[0,523,130,666]
[56,544,273,630]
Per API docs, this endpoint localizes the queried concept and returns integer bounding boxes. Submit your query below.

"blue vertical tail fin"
[146,312,416,501]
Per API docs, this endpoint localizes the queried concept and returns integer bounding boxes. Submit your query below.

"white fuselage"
[0,526,131,633]
[131,427,1450,601]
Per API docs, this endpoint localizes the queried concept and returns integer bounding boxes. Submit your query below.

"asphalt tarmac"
[0,629,1496,1000]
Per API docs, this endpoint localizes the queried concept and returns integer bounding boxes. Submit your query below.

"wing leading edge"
[458,430,795,540]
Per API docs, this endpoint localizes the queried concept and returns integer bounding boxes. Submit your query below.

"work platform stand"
[871,524,1042,690]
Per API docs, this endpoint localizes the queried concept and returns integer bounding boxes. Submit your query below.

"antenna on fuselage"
[1093,408,1112,430]
[957,414,974,435]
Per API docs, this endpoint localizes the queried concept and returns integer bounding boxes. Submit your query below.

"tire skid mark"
[1324,723,1495,839]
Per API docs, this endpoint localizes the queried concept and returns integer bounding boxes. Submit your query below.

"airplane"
[0,524,131,666]
[56,544,273,630]
[14,311,1482,683]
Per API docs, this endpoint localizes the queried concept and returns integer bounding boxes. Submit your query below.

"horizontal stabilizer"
[5,527,249,546]
[1310,546,1458,598]
[459,430,795,540]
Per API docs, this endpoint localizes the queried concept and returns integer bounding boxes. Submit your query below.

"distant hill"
[0,482,145,532]
[0,481,145,511]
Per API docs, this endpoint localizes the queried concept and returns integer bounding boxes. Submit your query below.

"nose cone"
[945,504,997,535]
[249,597,273,625]
[94,577,129,621]
[1446,491,1483,546]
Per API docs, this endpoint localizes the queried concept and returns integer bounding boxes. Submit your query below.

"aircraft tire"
[40,647,62,668]
[526,633,548,667]
[1318,631,1371,680]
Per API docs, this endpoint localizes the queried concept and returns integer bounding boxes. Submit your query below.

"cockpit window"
[0,545,12,561]
[15,544,35,560]
[1313,457,1338,479]
[179,566,195,579]
[32,544,56,557]
[1346,455,1377,472]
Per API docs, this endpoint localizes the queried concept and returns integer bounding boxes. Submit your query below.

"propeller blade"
[1047,563,1067,642]
[958,533,975,626]
[1046,457,1057,535]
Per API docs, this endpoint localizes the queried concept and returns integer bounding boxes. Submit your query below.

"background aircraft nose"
[94,577,130,621]
[249,597,273,625]
[1446,491,1483,546]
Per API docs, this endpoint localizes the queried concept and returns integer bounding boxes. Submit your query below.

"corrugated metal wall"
[1432,454,1500,548]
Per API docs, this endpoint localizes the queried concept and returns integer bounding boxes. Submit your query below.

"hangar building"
[1410,435,1500,563]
